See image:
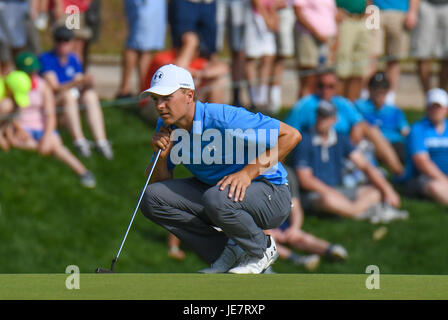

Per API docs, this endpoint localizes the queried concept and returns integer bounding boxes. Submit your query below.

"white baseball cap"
[426,88,448,108]
[140,64,195,98]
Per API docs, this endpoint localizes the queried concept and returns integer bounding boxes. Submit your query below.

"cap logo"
[153,71,164,83]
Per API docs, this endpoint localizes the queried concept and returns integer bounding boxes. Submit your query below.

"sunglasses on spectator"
[318,82,336,89]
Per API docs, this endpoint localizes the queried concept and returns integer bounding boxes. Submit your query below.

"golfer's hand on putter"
[150,126,173,159]
[217,169,252,202]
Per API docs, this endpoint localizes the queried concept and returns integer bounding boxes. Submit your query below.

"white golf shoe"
[228,235,278,274]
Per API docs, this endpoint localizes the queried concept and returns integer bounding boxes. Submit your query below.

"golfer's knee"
[140,182,165,220]
[202,187,233,221]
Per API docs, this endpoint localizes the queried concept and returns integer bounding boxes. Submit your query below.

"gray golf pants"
[140,177,291,264]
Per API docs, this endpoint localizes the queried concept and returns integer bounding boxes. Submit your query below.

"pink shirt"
[294,0,337,38]
[18,75,45,131]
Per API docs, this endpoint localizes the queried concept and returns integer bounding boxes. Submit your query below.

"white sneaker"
[292,254,321,271]
[74,139,92,158]
[372,203,409,224]
[327,244,348,261]
[198,241,245,274]
[228,235,278,274]
[95,140,114,160]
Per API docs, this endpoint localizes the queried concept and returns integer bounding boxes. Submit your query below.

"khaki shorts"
[370,11,409,59]
[336,16,370,78]
[296,31,334,68]
[411,1,448,59]
[275,7,296,58]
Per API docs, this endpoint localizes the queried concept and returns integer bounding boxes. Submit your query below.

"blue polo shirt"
[153,101,288,186]
[292,129,355,187]
[373,0,409,11]
[355,99,410,143]
[285,94,363,135]
[39,50,83,84]
[404,118,448,179]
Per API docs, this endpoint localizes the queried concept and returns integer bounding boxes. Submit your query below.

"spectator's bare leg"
[298,71,317,98]
[118,48,138,96]
[175,32,199,69]
[385,60,400,101]
[316,185,381,218]
[202,60,229,103]
[81,89,107,142]
[364,124,404,175]
[167,233,186,260]
[424,179,448,206]
[245,57,259,107]
[138,51,153,91]
[439,59,448,92]
[61,90,86,142]
[51,134,88,175]
[417,59,432,94]
[346,77,363,101]
[231,50,246,105]
[258,55,275,108]
[287,230,330,256]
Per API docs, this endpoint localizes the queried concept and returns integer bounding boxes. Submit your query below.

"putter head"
[95,258,117,273]
[95,267,114,273]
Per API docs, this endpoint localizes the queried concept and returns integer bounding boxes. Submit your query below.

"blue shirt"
[292,129,355,187]
[39,50,83,85]
[285,94,363,135]
[404,118,448,179]
[373,0,409,11]
[355,99,410,143]
[153,101,288,186]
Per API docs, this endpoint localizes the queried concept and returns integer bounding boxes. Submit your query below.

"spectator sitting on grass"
[294,100,408,223]
[10,53,96,188]
[355,72,410,164]
[39,26,113,160]
[285,69,405,176]
[0,78,15,151]
[402,88,448,206]
[266,166,348,271]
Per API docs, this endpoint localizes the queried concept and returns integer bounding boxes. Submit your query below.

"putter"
[95,148,163,273]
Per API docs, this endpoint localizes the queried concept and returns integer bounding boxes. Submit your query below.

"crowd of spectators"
[1,0,448,270]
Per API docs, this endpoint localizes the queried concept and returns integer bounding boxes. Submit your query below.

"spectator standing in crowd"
[411,0,448,94]
[365,0,420,105]
[39,26,113,160]
[0,0,29,75]
[403,88,448,205]
[168,0,217,69]
[293,100,407,222]
[116,0,166,99]
[244,0,281,111]
[293,0,338,98]
[216,0,247,106]
[355,72,410,164]
[286,70,405,175]
[335,0,370,101]
[269,0,296,114]
[10,52,96,188]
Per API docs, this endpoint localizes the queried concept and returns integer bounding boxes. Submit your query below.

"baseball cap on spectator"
[426,88,448,108]
[317,100,337,118]
[5,71,31,108]
[140,64,195,98]
[15,52,41,74]
[53,26,75,42]
[368,72,390,89]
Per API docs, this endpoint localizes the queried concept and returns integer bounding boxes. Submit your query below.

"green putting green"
[1,274,447,300]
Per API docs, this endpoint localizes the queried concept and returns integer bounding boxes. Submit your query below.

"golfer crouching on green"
[139,64,301,274]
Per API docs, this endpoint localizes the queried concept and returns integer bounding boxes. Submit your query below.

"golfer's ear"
[185,89,195,102]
